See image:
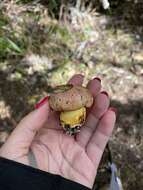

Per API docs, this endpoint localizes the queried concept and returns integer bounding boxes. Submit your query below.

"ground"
[0,1,143,189]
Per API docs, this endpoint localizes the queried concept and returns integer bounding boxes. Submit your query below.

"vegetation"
[0,0,143,189]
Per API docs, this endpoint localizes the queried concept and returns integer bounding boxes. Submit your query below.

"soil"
[0,1,143,189]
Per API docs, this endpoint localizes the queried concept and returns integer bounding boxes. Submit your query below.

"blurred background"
[0,0,143,189]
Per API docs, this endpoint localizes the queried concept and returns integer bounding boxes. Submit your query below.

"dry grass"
[0,1,143,189]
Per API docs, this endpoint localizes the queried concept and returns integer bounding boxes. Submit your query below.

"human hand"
[0,74,116,189]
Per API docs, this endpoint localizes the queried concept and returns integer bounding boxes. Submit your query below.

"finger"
[87,77,101,98]
[0,101,49,157]
[86,109,116,167]
[86,77,102,116]
[76,92,110,147]
[68,74,84,86]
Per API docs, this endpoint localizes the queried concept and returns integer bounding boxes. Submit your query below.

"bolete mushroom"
[49,84,93,135]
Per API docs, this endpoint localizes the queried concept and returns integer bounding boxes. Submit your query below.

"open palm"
[0,75,116,189]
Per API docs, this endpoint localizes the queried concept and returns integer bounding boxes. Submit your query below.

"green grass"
[16,0,34,4]
[0,35,26,59]
[0,11,28,59]
[0,11,23,59]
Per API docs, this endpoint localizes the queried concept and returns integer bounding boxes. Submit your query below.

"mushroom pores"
[60,107,86,135]
[49,85,93,135]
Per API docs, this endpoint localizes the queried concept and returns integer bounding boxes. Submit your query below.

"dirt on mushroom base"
[0,1,143,189]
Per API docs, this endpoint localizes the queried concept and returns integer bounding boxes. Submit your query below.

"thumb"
[0,98,49,158]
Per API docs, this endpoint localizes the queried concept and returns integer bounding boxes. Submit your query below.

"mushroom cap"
[49,84,93,111]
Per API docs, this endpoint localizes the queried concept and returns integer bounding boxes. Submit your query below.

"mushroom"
[49,84,93,135]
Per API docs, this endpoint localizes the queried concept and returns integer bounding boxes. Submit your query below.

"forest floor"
[0,1,143,189]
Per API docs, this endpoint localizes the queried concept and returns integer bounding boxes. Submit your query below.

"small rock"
[130,144,134,148]
[133,52,143,62]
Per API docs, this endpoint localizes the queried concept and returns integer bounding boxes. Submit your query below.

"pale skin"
[0,74,116,189]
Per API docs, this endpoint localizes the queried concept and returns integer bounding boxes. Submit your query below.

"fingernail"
[109,107,117,114]
[93,77,101,82]
[35,96,48,109]
[101,91,109,97]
